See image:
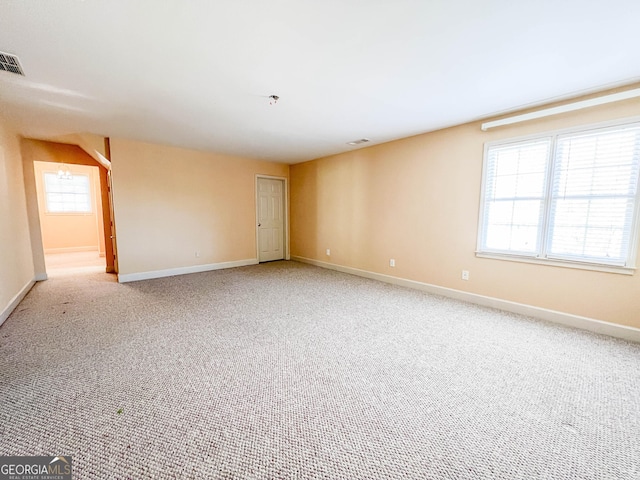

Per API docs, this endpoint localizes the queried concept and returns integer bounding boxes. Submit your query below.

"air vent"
[0,52,25,76]
[347,138,370,146]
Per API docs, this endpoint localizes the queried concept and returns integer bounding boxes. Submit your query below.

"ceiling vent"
[347,138,370,146]
[0,52,25,76]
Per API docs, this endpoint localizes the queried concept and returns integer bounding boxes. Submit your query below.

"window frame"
[43,171,93,215]
[476,117,640,275]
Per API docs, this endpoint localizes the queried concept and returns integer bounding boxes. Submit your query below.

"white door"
[257,177,285,262]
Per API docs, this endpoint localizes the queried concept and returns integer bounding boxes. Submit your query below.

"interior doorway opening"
[21,138,117,280]
[33,161,107,276]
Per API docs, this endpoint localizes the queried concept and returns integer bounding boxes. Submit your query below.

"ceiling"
[1,0,639,164]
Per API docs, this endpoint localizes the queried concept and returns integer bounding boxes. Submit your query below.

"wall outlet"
[195,251,201,258]
[389,258,395,267]
[461,270,469,281]
[326,248,331,256]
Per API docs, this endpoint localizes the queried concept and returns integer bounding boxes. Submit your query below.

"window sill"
[45,212,93,216]
[475,252,636,276]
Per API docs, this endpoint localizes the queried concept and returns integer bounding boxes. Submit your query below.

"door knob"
[258,223,261,227]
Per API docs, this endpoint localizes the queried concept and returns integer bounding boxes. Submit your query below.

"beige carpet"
[1,261,639,479]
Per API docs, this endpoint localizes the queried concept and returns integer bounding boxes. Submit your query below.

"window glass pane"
[549,197,632,262]
[46,193,62,204]
[480,139,549,254]
[511,226,539,252]
[487,200,514,225]
[47,202,64,212]
[485,200,541,252]
[485,225,511,251]
[485,222,539,253]
[43,172,92,213]
[493,173,546,198]
[548,126,640,265]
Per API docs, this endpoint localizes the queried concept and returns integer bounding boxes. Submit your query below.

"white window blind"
[44,172,92,213]
[481,139,550,255]
[478,122,640,269]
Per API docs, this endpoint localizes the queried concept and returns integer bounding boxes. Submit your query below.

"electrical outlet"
[195,251,200,258]
[389,258,395,267]
[461,270,469,281]
[326,248,331,256]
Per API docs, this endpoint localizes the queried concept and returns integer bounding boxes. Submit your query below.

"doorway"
[21,139,117,280]
[256,176,287,262]
[33,161,106,275]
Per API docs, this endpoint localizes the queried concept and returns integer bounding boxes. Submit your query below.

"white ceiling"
[1,0,639,163]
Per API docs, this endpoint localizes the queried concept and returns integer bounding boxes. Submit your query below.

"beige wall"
[33,161,104,254]
[48,133,104,155]
[0,117,35,319]
[109,139,289,275]
[290,91,640,329]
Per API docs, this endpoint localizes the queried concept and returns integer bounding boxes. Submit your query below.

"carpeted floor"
[1,261,639,479]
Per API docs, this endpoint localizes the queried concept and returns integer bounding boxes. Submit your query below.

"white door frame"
[255,175,290,262]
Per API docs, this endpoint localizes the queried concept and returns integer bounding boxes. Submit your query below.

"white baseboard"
[0,279,36,327]
[291,256,640,343]
[44,246,99,254]
[118,258,259,283]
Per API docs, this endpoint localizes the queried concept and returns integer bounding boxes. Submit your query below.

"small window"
[478,122,640,270]
[44,172,92,213]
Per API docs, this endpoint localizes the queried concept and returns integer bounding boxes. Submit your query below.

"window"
[43,172,92,213]
[478,122,640,270]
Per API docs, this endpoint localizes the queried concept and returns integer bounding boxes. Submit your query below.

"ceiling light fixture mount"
[268,95,279,105]
[347,138,370,146]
